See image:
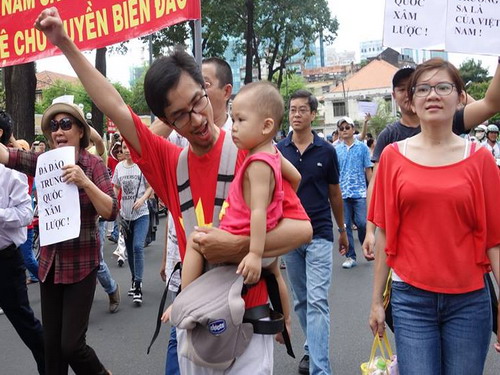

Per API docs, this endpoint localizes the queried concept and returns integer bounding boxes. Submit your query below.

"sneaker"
[108,284,120,313]
[128,281,135,297]
[342,257,357,269]
[26,278,39,285]
[298,354,309,374]
[133,282,142,306]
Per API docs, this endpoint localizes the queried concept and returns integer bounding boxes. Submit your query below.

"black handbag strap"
[147,261,181,354]
[261,268,295,358]
[486,273,498,334]
[130,172,143,218]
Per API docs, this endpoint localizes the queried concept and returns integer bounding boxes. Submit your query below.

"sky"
[36,0,498,85]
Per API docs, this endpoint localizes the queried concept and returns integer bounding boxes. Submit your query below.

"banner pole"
[194,19,202,67]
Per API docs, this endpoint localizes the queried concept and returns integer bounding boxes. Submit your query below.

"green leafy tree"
[129,68,150,115]
[35,80,92,115]
[259,0,338,88]
[369,100,397,137]
[276,72,307,130]
[459,59,490,84]
[468,80,500,123]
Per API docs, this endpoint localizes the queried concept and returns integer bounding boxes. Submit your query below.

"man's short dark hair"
[202,57,233,87]
[392,67,415,89]
[289,90,318,112]
[144,47,204,120]
[0,110,13,146]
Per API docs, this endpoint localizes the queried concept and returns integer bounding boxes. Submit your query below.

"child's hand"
[275,317,291,344]
[161,305,172,323]
[237,253,262,284]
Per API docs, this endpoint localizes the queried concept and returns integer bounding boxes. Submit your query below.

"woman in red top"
[368,58,500,374]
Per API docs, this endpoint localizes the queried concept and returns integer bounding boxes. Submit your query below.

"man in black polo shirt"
[0,111,45,374]
[277,90,348,375]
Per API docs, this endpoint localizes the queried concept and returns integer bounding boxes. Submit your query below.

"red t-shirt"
[369,144,500,294]
[125,110,308,306]
[107,156,119,176]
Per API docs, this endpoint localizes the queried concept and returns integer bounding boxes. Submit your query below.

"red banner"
[0,0,201,67]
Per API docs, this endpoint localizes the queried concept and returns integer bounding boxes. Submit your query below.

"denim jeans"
[285,237,333,375]
[19,228,39,280]
[391,280,492,375]
[165,326,180,375]
[342,198,367,260]
[110,220,119,240]
[124,214,149,283]
[97,221,117,295]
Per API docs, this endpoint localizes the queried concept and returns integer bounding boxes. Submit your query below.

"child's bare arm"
[236,161,273,284]
[279,152,301,191]
[181,233,205,288]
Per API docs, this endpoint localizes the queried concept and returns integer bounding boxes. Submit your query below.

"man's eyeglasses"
[50,118,75,132]
[167,92,209,130]
[338,126,352,131]
[413,82,456,97]
[290,107,310,116]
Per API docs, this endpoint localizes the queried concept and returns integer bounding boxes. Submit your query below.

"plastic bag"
[360,332,398,375]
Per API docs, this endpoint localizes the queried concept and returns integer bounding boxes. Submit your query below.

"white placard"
[383,0,447,50]
[446,0,500,55]
[358,101,379,117]
[35,147,81,246]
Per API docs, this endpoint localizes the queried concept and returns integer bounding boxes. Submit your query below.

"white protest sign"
[446,0,500,55]
[383,0,447,50]
[358,101,379,117]
[35,147,81,246]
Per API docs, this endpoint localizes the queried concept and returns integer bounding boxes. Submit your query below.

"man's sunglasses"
[338,126,352,131]
[50,118,75,132]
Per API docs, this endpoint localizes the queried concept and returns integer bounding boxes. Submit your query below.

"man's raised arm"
[35,7,141,154]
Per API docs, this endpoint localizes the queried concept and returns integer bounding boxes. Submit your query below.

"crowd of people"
[0,6,499,375]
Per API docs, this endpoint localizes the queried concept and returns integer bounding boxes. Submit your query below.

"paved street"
[1,215,499,374]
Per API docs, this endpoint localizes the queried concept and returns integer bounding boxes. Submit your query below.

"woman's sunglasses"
[50,117,75,132]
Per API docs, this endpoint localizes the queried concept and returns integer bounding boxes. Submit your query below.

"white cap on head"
[337,116,354,127]
[487,124,499,133]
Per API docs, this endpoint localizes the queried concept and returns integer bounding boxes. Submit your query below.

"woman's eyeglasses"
[413,82,456,97]
[50,118,75,132]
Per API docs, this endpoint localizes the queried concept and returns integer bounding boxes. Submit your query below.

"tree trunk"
[92,47,107,136]
[244,0,254,84]
[252,33,261,81]
[4,63,36,143]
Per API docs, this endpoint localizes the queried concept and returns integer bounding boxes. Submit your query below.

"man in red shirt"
[36,7,312,374]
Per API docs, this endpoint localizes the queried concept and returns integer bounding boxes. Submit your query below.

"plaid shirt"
[8,148,118,284]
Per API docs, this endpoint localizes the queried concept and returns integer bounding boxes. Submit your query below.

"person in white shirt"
[0,111,45,374]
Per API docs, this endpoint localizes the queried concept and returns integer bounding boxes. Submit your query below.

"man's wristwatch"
[338,224,347,233]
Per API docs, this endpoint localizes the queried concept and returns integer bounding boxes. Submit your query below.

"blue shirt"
[277,131,339,241]
[335,139,372,199]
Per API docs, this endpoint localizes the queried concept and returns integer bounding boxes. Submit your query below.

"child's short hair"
[238,81,284,131]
